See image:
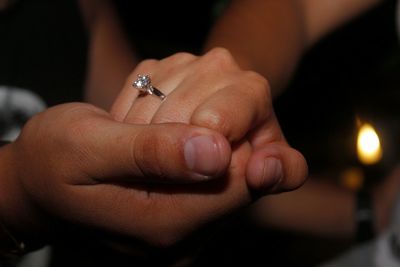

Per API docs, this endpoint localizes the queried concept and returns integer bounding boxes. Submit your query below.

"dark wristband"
[0,140,10,147]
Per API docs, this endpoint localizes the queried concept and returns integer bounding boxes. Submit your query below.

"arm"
[249,165,400,239]
[249,178,357,238]
[78,0,137,110]
[205,0,382,96]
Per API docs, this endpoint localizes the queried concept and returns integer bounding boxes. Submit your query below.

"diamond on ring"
[132,74,167,100]
[133,74,151,91]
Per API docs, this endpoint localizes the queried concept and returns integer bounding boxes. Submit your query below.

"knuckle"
[165,51,197,63]
[125,59,158,84]
[206,47,233,60]
[203,47,236,70]
[239,71,272,116]
[136,58,159,71]
[158,52,197,78]
[243,70,270,89]
[242,71,271,99]
[152,112,186,124]
[132,129,165,178]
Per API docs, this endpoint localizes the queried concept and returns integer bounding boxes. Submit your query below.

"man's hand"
[0,103,243,246]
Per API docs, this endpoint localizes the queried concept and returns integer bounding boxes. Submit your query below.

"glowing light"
[357,123,382,165]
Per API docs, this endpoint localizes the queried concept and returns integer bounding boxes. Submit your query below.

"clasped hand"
[1,48,307,248]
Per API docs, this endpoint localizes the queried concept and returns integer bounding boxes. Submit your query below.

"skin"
[78,0,137,110]
[0,49,307,250]
[0,0,305,258]
[76,0,398,245]
[0,103,234,247]
[205,0,382,96]
[248,164,400,239]
[2,0,385,254]
[205,0,397,239]
[111,48,307,194]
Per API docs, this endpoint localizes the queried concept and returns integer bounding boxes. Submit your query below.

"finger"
[138,48,244,125]
[149,73,228,125]
[110,59,158,121]
[115,53,198,124]
[79,115,232,183]
[190,71,271,142]
[123,76,182,124]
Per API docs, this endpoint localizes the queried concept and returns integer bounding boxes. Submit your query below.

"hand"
[111,48,308,194]
[0,103,247,247]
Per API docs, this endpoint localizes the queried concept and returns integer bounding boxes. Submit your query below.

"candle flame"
[357,123,382,165]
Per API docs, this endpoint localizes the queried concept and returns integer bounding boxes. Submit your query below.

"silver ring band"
[149,86,167,100]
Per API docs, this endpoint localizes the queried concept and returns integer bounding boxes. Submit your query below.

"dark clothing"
[0,0,87,106]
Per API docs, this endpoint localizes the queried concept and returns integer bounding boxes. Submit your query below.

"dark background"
[1,0,400,266]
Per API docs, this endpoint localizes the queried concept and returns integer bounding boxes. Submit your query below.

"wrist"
[0,141,45,257]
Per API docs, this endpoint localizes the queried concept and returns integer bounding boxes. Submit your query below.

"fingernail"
[262,158,283,189]
[184,135,226,178]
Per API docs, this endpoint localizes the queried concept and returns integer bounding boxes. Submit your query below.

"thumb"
[84,116,232,183]
[245,115,308,195]
[246,143,308,194]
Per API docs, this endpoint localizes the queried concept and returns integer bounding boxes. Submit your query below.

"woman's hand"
[111,48,307,194]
